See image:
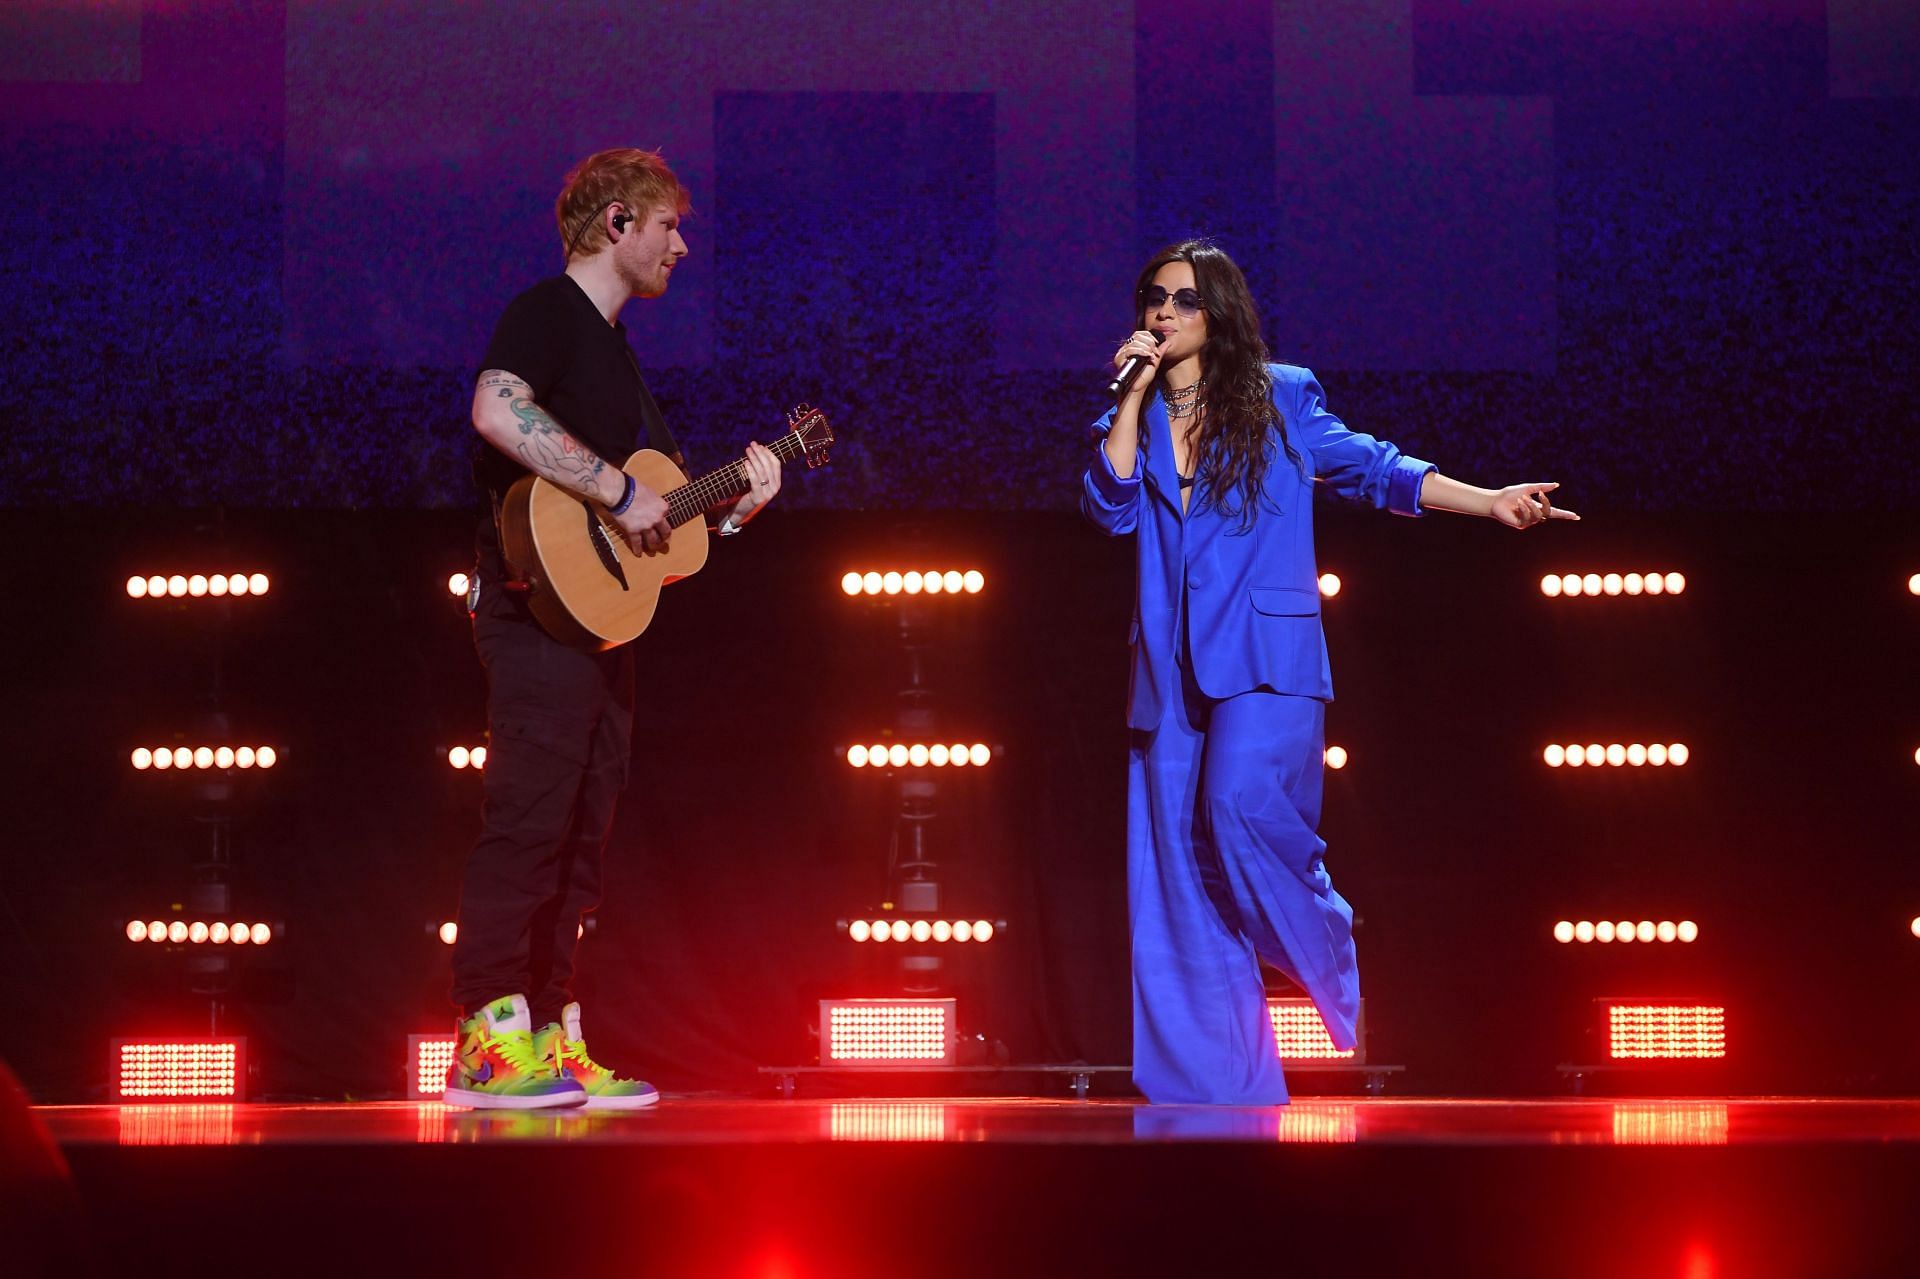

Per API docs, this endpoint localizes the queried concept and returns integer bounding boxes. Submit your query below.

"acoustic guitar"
[499,405,833,650]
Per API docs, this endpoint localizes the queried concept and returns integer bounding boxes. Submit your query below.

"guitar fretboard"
[663,427,813,529]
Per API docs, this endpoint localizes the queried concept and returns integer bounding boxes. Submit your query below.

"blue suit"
[1081,363,1432,1104]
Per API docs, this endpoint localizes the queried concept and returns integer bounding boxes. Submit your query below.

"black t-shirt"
[471,274,680,576]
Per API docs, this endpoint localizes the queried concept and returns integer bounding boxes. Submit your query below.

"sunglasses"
[1138,286,1206,319]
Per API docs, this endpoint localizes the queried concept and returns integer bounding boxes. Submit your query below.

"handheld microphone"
[1107,331,1167,402]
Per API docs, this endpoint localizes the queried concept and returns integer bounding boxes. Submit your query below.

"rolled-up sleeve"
[1080,410,1144,535]
[1292,366,1435,517]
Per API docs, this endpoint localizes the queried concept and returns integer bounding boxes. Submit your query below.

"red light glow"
[410,1034,458,1098]
[1606,1004,1726,1060]
[115,1040,243,1099]
[1267,998,1354,1060]
[821,999,955,1063]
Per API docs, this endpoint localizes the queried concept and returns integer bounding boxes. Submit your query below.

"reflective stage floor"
[25,1097,1920,1277]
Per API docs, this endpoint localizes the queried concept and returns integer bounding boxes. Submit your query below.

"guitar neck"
[663,428,810,529]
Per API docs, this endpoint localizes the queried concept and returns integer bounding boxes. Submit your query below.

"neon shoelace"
[563,1039,607,1078]
[488,1030,545,1076]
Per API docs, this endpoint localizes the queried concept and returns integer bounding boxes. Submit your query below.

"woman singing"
[1081,240,1576,1104]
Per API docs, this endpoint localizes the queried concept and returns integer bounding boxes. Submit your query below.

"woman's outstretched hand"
[1489,482,1580,529]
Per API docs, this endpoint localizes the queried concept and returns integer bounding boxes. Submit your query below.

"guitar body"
[499,450,710,652]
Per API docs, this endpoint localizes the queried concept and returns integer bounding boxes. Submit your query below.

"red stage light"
[439,922,457,945]
[408,1034,458,1099]
[1318,573,1341,598]
[840,569,985,597]
[1266,998,1354,1060]
[114,1039,245,1100]
[819,999,956,1064]
[1323,745,1348,770]
[1544,742,1688,768]
[1605,1003,1726,1060]
[447,573,469,597]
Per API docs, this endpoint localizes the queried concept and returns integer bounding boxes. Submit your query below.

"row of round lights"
[841,570,985,597]
[848,919,996,944]
[127,573,270,599]
[847,743,993,768]
[448,746,488,769]
[1555,919,1698,944]
[1544,742,1689,768]
[132,746,277,770]
[1541,572,1685,598]
[127,919,273,945]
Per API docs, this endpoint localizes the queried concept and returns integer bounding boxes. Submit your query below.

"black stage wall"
[1,507,1916,1100]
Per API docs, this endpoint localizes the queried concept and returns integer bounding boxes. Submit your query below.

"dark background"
[2,0,1916,1099]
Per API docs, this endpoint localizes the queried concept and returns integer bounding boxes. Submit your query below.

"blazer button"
[1186,575,1205,590]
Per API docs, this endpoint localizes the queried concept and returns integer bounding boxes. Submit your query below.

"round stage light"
[148,920,167,944]
[1657,921,1678,943]
[448,573,469,597]
[909,744,930,767]
[882,572,903,596]
[861,572,882,596]
[189,922,209,944]
[923,569,945,595]
[167,574,187,598]
[1595,921,1615,942]
[1324,745,1349,770]
[167,921,188,944]
[1581,573,1601,596]
[1574,920,1596,943]
[1564,742,1584,768]
[257,746,277,769]
[1319,573,1342,598]
[1554,921,1575,943]
[215,746,235,769]
[962,571,984,594]
[974,920,995,942]
[1584,744,1604,767]
[889,920,910,943]
[248,574,269,595]
[250,923,271,945]
[930,744,951,766]
[932,920,953,942]
[127,920,147,942]
[1605,744,1626,767]
[849,920,871,942]
[1677,920,1699,943]
[903,571,925,595]
[146,574,168,597]
[867,743,886,768]
[840,572,862,596]
[1911,917,1920,939]
[209,574,229,597]
[949,743,971,768]
[438,922,456,945]
[212,923,231,944]
[188,575,208,597]
[1540,574,1562,598]
[969,743,991,766]
[1668,743,1689,766]
[193,747,214,770]
[1644,572,1665,596]
[231,923,250,945]
[236,746,256,768]
[127,576,147,598]
[847,745,868,768]
[172,747,192,769]
[942,571,964,593]
[1627,743,1647,767]
[1635,921,1656,943]
[1544,745,1564,767]
[1664,572,1686,594]
[887,744,908,768]
[869,919,890,943]
[1560,573,1582,597]
[227,573,249,596]
[911,920,932,943]
[132,748,153,770]
[1602,573,1622,596]
[1647,744,1668,766]
[449,746,470,769]
[1615,920,1635,944]
[1909,574,1920,596]
[953,921,974,942]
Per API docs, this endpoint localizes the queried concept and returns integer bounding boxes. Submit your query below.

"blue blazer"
[1081,363,1434,731]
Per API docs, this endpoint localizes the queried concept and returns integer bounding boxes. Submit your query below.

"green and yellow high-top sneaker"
[533,1002,660,1111]
[444,994,587,1110]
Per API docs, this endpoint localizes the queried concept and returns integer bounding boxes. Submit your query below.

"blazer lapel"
[1140,397,1183,517]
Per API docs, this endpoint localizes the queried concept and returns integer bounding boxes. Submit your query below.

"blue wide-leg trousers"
[1129,677,1360,1104]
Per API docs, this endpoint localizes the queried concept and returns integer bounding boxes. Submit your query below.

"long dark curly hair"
[1134,240,1302,528]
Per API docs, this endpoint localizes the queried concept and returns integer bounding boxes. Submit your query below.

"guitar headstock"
[786,404,835,470]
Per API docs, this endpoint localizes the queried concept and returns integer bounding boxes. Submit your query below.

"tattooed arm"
[471,369,673,550]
